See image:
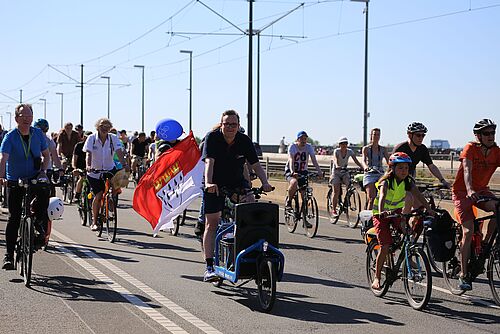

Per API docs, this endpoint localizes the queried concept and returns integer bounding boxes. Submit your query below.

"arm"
[40,148,50,172]
[427,163,449,187]
[309,152,323,175]
[462,157,476,199]
[204,157,219,195]
[50,145,63,170]
[0,153,8,181]
[288,151,295,175]
[351,153,364,170]
[410,183,434,214]
[86,152,92,171]
[378,182,388,214]
[116,148,130,172]
[250,161,273,192]
[361,146,369,170]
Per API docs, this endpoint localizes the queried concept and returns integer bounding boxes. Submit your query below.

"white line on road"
[52,229,223,334]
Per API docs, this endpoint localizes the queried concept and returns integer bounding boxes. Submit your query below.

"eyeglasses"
[481,131,496,136]
[413,133,426,138]
[222,122,239,128]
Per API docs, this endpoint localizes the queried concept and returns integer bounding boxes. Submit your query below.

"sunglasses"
[481,131,496,136]
[222,122,239,128]
[413,133,426,138]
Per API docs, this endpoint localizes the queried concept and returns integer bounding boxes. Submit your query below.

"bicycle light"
[263,241,269,252]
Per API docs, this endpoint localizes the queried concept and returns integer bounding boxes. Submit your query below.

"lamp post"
[6,112,12,130]
[134,65,145,132]
[39,98,47,119]
[351,0,369,146]
[56,92,64,128]
[179,50,193,132]
[101,76,111,119]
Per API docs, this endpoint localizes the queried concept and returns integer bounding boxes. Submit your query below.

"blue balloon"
[155,118,183,141]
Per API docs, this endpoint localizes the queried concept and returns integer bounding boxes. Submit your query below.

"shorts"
[285,170,308,188]
[88,168,117,194]
[452,190,494,224]
[373,209,404,246]
[330,170,349,186]
[204,182,252,214]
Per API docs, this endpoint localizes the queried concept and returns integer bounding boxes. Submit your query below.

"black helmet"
[473,119,496,134]
[407,122,428,134]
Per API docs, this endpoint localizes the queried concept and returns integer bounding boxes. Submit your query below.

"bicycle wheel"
[22,217,34,287]
[402,247,432,310]
[87,197,93,227]
[487,249,500,306]
[284,196,298,233]
[347,188,362,228]
[257,257,277,313]
[104,196,117,243]
[303,196,319,238]
[366,240,390,297]
[326,188,340,224]
[441,230,466,295]
[68,176,75,204]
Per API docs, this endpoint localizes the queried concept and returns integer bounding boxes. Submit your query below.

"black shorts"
[88,169,117,194]
[204,181,251,214]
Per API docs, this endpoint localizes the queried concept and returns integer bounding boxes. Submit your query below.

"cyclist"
[72,131,91,204]
[361,128,390,210]
[329,136,364,217]
[33,119,64,196]
[83,118,129,232]
[0,104,51,270]
[371,152,435,290]
[57,122,80,169]
[284,131,323,214]
[131,132,149,180]
[451,118,500,291]
[202,109,273,282]
[75,124,84,140]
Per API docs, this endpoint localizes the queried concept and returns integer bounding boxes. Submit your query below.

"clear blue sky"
[1,0,499,148]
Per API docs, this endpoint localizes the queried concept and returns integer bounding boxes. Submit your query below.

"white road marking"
[52,229,223,334]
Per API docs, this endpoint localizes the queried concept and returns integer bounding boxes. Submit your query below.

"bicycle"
[133,156,148,185]
[91,169,119,243]
[284,171,319,238]
[169,209,187,236]
[441,196,500,305]
[14,177,50,287]
[211,187,284,312]
[75,169,92,227]
[327,168,362,228]
[365,208,433,310]
[60,167,75,204]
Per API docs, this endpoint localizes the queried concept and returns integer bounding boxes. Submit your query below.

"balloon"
[155,118,183,141]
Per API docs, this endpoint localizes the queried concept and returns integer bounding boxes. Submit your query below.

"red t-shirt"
[452,142,500,193]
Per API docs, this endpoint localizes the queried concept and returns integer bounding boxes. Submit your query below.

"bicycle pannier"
[424,209,456,262]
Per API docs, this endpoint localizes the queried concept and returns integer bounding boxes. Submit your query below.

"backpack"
[424,208,457,262]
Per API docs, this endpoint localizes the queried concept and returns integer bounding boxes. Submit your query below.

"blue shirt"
[0,127,48,180]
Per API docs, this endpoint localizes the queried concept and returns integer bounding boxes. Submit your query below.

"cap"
[84,131,93,136]
[119,129,127,134]
[296,131,308,139]
[338,136,348,144]
[75,124,83,130]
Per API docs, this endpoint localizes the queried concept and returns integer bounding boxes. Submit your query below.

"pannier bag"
[424,209,456,262]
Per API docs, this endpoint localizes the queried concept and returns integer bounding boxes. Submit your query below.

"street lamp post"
[101,76,111,119]
[39,98,47,119]
[179,50,193,132]
[134,65,145,132]
[6,112,12,130]
[352,0,369,146]
[56,92,64,128]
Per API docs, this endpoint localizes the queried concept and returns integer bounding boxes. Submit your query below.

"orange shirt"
[452,142,500,193]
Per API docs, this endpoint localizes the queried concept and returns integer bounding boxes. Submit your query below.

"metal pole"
[180,50,193,132]
[256,32,260,143]
[56,93,64,128]
[6,112,12,130]
[362,1,369,146]
[39,98,47,119]
[80,64,84,126]
[101,76,110,119]
[247,0,254,140]
[19,89,23,103]
[134,65,145,132]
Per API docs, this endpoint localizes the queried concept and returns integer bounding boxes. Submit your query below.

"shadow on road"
[314,235,365,245]
[282,272,354,289]
[425,300,500,324]
[279,242,340,254]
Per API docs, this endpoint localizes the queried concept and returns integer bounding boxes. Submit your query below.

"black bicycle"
[365,208,433,310]
[170,209,187,236]
[284,171,319,238]
[327,168,362,228]
[441,196,500,305]
[75,169,92,227]
[60,168,75,204]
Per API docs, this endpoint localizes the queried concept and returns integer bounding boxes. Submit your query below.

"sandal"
[371,278,381,290]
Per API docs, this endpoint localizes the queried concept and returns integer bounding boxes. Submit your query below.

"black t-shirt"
[131,138,148,157]
[72,141,86,170]
[392,141,433,175]
[202,129,258,187]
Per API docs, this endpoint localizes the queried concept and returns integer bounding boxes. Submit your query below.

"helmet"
[473,119,496,134]
[34,118,49,131]
[338,136,348,144]
[47,197,64,220]
[407,122,428,134]
[389,152,412,166]
[296,131,308,139]
[238,126,245,134]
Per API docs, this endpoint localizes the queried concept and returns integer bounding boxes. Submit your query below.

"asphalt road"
[0,187,499,334]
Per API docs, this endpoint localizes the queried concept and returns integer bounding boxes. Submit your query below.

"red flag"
[133,132,203,233]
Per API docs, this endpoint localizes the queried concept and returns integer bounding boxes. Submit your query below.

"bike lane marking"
[52,229,223,334]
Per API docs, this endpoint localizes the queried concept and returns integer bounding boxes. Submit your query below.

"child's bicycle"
[212,187,285,313]
[441,196,500,305]
[364,208,434,310]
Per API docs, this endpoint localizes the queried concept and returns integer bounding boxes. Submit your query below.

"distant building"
[430,139,451,154]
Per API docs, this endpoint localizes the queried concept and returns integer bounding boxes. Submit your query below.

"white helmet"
[48,197,64,220]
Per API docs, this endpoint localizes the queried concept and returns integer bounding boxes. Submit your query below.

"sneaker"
[458,275,472,291]
[2,254,14,270]
[203,267,218,282]
[330,209,338,217]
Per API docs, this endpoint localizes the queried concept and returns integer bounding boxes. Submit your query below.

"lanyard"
[17,128,32,160]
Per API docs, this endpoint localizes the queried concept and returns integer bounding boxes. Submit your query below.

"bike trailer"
[424,209,456,262]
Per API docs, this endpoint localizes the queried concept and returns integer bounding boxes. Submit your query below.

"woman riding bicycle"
[371,152,434,290]
[361,128,390,210]
[83,118,129,231]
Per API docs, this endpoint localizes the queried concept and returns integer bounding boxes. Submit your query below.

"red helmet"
[389,152,412,166]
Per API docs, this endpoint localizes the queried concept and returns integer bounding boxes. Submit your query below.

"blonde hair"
[95,117,113,130]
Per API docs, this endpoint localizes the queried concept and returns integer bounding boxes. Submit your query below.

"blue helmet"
[389,152,412,166]
[34,118,49,131]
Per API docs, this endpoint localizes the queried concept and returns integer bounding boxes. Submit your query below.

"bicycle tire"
[424,241,443,274]
[284,196,298,233]
[347,188,362,228]
[366,240,390,297]
[487,250,500,306]
[212,277,224,288]
[68,175,75,204]
[105,196,117,243]
[257,257,277,313]
[23,217,34,287]
[87,197,93,227]
[304,196,319,238]
[403,247,432,310]
[326,188,340,224]
[441,229,466,295]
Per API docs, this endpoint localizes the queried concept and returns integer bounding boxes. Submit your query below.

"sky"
[0,0,499,148]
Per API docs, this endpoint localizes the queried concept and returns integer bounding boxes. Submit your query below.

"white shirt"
[83,133,122,179]
[333,148,355,169]
[149,142,156,162]
[285,143,316,173]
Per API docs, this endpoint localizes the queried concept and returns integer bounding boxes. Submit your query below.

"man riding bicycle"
[452,118,500,291]
[0,104,51,270]
[285,131,323,215]
[57,122,80,170]
[202,109,273,282]
[131,132,149,180]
